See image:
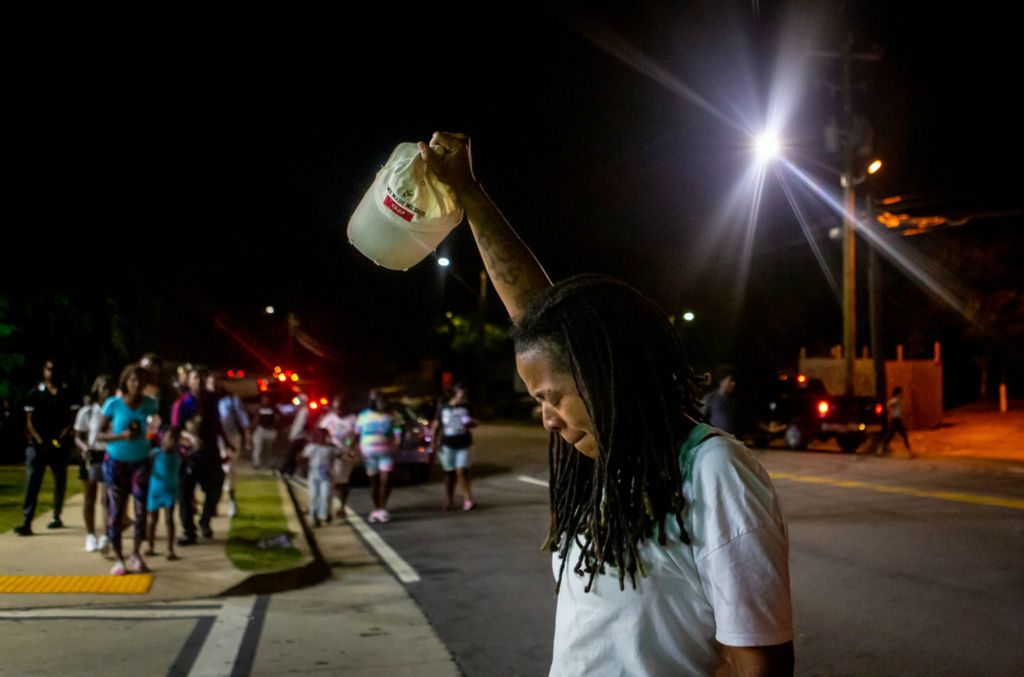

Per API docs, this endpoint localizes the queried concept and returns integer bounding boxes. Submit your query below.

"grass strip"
[226,474,302,571]
[1,464,84,533]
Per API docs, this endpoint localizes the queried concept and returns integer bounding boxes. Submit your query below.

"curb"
[219,472,330,597]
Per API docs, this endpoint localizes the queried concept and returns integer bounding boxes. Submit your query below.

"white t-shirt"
[73,403,107,451]
[549,426,792,677]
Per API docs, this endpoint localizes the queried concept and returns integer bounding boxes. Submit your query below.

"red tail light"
[874,403,883,416]
[817,400,830,416]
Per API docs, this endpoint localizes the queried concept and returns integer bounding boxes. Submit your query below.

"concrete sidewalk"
[0,466,375,606]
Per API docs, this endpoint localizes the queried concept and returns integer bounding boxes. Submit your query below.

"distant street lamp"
[682,311,695,322]
[867,159,882,175]
[265,306,275,315]
[437,256,451,267]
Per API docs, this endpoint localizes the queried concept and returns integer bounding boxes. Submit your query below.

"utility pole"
[812,35,882,396]
[286,312,298,366]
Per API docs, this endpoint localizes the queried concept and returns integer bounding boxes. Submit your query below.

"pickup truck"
[752,375,883,454]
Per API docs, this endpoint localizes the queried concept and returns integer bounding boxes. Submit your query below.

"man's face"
[719,375,737,395]
[187,371,201,393]
[516,345,598,459]
[42,361,55,382]
[205,375,217,392]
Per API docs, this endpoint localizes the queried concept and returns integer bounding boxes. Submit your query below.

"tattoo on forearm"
[478,231,523,286]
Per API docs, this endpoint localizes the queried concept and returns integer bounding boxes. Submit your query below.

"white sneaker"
[377,509,391,524]
[85,534,98,552]
[227,500,238,518]
[97,534,110,554]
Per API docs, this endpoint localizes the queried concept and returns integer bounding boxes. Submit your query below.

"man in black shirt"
[15,359,74,535]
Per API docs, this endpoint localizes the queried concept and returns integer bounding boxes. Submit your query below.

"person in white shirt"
[302,428,338,527]
[317,396,358,520]
[419,132,794,676]
[73,375,113,553]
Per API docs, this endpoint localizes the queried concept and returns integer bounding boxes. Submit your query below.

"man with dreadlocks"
[418,132,794,676]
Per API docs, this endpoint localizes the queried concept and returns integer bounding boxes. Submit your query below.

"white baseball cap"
[347,142,464,271]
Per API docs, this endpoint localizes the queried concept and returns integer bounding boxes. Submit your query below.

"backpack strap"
[678,423,721,483]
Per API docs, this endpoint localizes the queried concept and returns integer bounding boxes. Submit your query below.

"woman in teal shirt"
[97,364,157,576]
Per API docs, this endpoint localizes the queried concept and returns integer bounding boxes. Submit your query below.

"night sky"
[3,2,1021,396]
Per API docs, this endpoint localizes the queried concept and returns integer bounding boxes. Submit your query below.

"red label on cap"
[383,195,414,222]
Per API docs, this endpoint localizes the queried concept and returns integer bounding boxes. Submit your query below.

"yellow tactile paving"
[0,574,153,594]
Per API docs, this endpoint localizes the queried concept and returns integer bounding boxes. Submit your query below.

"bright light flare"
[817,400,830,416]
[265,306,275,315]
[682,312,695,322]
[437,257,451,267]
[868,159,882,175]
[754,132,781,163]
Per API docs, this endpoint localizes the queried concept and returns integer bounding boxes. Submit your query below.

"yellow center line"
[769,472,1024,511]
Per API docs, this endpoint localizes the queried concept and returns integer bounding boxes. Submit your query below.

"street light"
[754,131,782,164]
[265,306,275,315]
[867,159,882,175]
[682,311,695,322]
[437,256,451,267]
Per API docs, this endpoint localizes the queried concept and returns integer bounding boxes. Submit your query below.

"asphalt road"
[348,423,1024,677]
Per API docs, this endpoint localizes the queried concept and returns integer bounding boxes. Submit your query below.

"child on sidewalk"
[302,428,337,527]
[147,426,183,560]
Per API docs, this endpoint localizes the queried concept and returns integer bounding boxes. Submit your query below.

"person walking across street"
[356,391,400,524]
[883,386,913,457]
[432,385,477,511]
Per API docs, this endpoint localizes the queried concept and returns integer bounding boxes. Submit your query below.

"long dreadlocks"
[511,275,707,593]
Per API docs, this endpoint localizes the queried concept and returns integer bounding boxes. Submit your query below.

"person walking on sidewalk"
[281,393,310,477]
[251,393,280,469]
[317,395,357,520]
[179,370,233,545]
[146,425,183,560]
[432,385,477,511]
[15,359,75,536]
[96,364,157,575]
[356,391,400,524]
[217,385,250,517]
[73,375,113,552]
[418,131,794,676]
[883,386,913,457]
[302,428,338,527]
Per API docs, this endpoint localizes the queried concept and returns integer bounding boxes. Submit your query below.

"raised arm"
[417,132,551,322]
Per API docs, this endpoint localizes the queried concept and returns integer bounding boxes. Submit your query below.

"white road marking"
[0,607,212,619]
[188,596,256,677]
[517,475,549,488]
[345,507,421,584]
[290,475,421,584]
